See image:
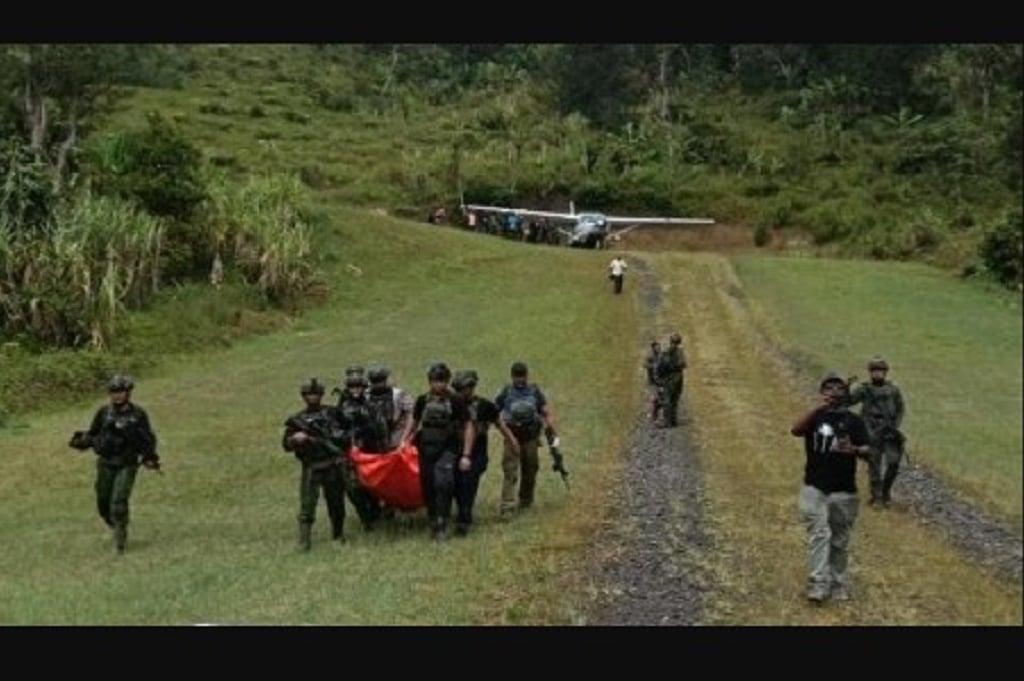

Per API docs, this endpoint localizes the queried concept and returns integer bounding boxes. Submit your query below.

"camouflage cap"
[819,371,846,390]
[510,361,528,376]
[868,356,889,371]
[344,365,365,378]
[452,369,478,390]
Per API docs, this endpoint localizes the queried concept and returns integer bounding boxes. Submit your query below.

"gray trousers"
[798,485,859,593]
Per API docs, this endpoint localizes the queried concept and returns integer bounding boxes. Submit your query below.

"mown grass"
[0,209,641,625]
[732,254,1023,528]
[654,252,1021,625]
[1,45,1019,626]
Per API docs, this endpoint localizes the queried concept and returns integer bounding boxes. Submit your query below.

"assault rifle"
[545,427,570,490]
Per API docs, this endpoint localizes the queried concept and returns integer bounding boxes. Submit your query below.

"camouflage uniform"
[78,375,159,554]
[334,374,384,530]
[657,334,687,427]
[644,342,662,423]
[282,379,348,549]
[847,357,906,506]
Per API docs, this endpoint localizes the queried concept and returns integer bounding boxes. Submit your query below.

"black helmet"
[427,362,451,382]
[669,333,682,345]
[344,374,368,388]
[868,356,889,371]
[107,374,134,392]
[452,369,478,391]
[368,366,390,384]
[300,378,325,395]
[510,361,528,376]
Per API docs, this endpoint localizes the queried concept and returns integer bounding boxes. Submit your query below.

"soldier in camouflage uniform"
[847,356,906,507]
[366,365,414,452]
[643,340,663,424]
[70,374,160,554]
[656,333,688,427]
[333,370,384,531]
[282,378,348,550]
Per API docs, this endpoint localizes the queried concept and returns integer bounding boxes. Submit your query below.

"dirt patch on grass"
[610,223,817,256]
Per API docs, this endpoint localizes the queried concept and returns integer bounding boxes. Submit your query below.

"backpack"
[366,386,397,450]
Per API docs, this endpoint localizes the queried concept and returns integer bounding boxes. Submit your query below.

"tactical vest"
[365,386,397,452]
[501,384,542,440]
[419,394,454,445]
[293,409,338,464]
[857,382,901,431]
[96,405,145,464]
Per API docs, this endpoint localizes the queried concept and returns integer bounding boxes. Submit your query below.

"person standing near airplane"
[608,255,628,294]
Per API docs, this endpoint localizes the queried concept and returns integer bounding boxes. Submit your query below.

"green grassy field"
[0,209,642,625]
[1,45,1020,625]
[1,209,1020,624]
[733,254,1023,528]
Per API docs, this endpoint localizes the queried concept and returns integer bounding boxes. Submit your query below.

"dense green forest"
[0,44,1020,359]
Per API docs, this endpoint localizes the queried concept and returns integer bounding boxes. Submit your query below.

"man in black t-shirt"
[790,372,873,604]
[451,369,519,537]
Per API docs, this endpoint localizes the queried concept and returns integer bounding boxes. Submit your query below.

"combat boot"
[431,517,449,541]
[882,467,899,506]
[331,520,346,543]
[113,524,127,555]
[869,482,883,508]
[298,522,312,551]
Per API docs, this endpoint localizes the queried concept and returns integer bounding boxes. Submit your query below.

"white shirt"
[609,258,628,276]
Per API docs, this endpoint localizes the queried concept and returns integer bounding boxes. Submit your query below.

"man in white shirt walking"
[608,255,628,294]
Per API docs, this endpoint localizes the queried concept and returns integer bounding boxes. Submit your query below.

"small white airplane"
[461,201,714,249]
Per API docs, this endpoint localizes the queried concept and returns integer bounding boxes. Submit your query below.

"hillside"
[0,44,1020,626]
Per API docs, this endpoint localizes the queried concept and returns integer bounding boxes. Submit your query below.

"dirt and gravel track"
[582,250,1021,625]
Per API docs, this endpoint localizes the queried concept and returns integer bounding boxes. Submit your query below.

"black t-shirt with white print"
[802,407,870,494]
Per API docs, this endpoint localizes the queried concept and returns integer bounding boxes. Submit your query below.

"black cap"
[510,361,528,376]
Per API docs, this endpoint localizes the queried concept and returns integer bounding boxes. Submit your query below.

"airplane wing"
[604,215,715,225]
[462,204,579,222]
